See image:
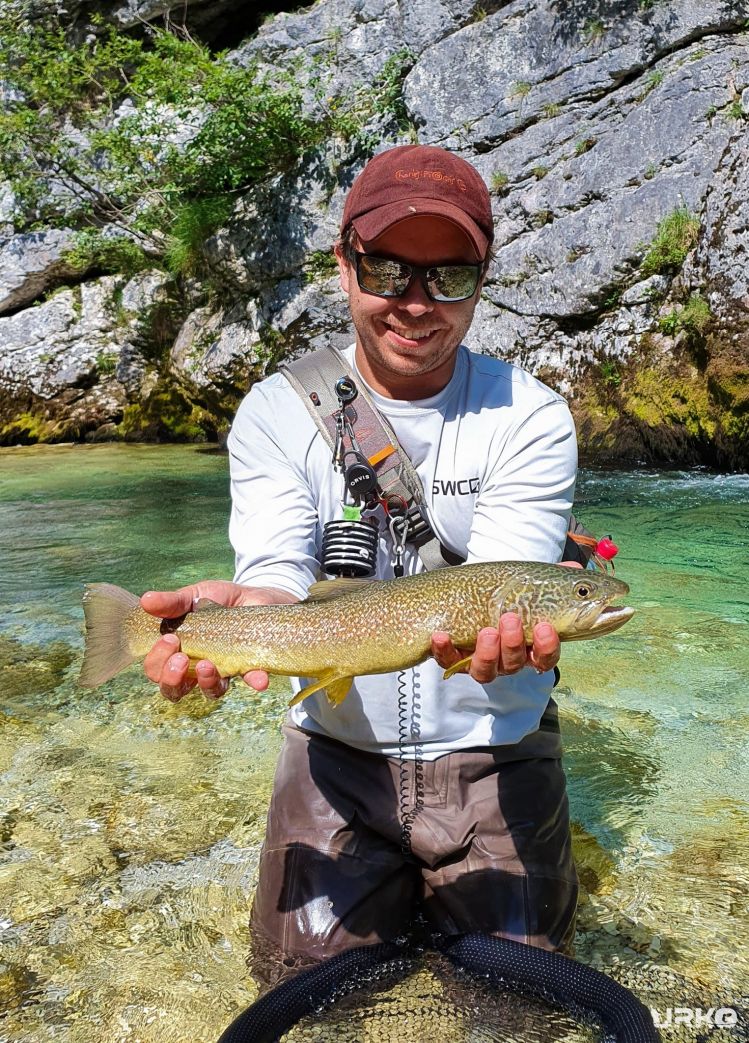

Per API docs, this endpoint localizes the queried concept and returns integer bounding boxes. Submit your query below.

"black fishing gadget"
[320,517,378,578]
[321,375,381,578]
[334,376,357,404]
[343,451,379,501]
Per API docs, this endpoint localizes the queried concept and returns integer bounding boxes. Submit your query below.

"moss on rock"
[0,409,86,447]
[0,412,58,445]
[573,326,748,468]
[706,341,749,467]
[118,384,221,442]
[623,363,716,442]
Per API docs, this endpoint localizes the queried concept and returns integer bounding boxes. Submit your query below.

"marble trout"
[78,561,633,705]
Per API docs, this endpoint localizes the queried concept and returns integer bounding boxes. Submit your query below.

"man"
[142,145,579,976]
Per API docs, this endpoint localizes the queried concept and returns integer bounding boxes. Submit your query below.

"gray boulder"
[0,229,80,315]
[0,269,172,441]
[235,0,478,83]
[691,124,749,323]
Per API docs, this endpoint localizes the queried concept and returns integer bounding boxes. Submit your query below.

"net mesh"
[217,934,670,1043]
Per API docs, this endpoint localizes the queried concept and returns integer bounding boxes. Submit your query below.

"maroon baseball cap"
[341,144,494,257]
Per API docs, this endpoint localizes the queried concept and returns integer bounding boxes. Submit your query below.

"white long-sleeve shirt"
[227,343,577,759]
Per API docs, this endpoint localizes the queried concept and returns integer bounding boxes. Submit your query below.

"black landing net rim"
[215,932,661,1043]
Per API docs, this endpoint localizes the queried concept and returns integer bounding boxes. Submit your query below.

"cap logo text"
[395,169,467,191]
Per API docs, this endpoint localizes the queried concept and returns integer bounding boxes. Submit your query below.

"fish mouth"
[566,600,634,640]
[586,603,635,636]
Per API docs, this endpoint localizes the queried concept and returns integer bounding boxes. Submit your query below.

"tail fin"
[79,583,149,688]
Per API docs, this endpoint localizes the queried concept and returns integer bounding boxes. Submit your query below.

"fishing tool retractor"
[321,376,380,577]
[321,513,379,578]
[320,374,441,579]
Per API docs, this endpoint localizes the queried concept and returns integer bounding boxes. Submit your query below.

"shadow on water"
[563,707,661,850]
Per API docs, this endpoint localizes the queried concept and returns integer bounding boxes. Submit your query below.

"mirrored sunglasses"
[353,251,482,303]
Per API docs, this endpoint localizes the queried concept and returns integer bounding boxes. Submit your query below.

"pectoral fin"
[289,671,354,707]
[442,655,474,680]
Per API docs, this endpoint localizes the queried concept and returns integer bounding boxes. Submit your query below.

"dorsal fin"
[304,577,373,602]
[193,597,222,611]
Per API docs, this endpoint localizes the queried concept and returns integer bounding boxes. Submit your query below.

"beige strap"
[280,347,453,570]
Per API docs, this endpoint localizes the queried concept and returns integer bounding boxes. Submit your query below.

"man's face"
[334,215,484,399]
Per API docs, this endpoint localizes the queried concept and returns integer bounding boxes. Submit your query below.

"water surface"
[0,445,747,1042]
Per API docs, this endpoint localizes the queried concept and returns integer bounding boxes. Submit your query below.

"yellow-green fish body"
[79,561,633,705]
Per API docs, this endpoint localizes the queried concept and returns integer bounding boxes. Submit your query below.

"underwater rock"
[570,822,618,896]
[0,634,75,710]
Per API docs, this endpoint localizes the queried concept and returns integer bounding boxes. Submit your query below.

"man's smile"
[381,320,442,347]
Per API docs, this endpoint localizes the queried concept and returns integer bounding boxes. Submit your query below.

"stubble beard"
[350,306,472,385]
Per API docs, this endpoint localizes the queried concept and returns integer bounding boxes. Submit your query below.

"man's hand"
[431,560,584,683]
[141,580,298,702]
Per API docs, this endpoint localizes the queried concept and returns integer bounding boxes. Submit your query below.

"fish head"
[541,567,634,640]
[489,564,634,641]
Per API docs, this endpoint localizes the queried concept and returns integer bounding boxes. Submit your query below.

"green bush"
[491,171,510,192]
[510,81,532,99]
[0,17,315,245]
[64,231,150,277]
[641,207,700,276]
[370,48,416,130]
[638,69,664,100]
[659,294,712,337]
[162,197,234,277]
[0,15,415,277]
[599,360,621,387]
[583,19,606,43]
[304,249,339,282]
[95,350,119,375]
[726,100,746,121]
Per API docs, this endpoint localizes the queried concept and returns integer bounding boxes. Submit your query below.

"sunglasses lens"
[358,255,410,297]
[355,253,480,301]
[427,266,479,302]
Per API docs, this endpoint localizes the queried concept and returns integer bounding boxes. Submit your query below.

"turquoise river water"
[0,444,747,1042]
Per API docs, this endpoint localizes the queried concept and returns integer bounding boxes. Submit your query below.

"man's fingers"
[433,615,563,682]
[469,627,501,683]
[161,678,198,702]
[195,661,230,700]
[242,670,270,692]
[431,631,463,669]
[144,633,180,682]
[141,588,195,619]
[159,651,197,702]
[528,622,561,674]
[497,614,527,675]
[431,632,477,674]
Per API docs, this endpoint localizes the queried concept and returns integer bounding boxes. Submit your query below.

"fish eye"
[574,583,592,599]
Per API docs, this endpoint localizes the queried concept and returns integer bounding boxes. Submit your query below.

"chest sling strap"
[279,345,593,570]
[280,345,453,571]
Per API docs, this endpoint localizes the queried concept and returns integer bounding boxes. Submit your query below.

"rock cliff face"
[0,0,747,467]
